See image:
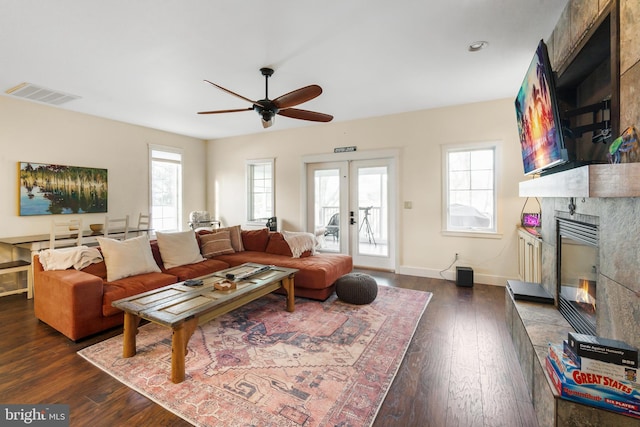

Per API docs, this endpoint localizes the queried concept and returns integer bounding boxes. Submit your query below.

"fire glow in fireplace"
[556,218,599,336]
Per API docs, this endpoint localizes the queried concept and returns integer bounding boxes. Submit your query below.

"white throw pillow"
[97,235,161,282]
[156,230,205,269]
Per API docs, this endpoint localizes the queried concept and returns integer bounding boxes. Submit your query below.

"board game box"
[563,341,639,387]
[546,344,640,419]
[568,332,639,368]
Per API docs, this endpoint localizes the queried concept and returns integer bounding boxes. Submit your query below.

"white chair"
[137,213,151,236]
[50,218,83,249]
[104,215,129,240]
[188,211,219,230]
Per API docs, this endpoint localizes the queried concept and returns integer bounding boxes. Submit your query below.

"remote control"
[184,279,203,287]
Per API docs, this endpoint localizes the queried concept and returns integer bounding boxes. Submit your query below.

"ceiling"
[0,0,568,140]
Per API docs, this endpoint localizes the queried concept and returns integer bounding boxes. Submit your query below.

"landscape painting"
[19,162,108,216]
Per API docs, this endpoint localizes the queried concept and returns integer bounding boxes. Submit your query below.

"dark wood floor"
[0,270,539,427]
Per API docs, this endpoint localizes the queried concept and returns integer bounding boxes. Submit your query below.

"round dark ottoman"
[335,273,378,305]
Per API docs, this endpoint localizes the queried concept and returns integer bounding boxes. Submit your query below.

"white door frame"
[305,161,349,254]
[301,148,399,271]
[349,158,394,270]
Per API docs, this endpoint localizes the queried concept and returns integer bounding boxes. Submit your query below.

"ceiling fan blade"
[273,85,322,109]
[197,107,253,115]
[204,80,257,105]
[277,108,333,122]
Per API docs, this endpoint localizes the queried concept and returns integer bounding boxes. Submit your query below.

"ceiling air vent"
[5,82,81,106]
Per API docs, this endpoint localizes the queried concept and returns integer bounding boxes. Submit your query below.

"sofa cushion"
[80,258,107,280]
[264,232,313,258]
[97,235,161,282]
[80,246,107,282]
[200,230,235,258]
[149,240,165,269]
[163,258,230,282]
[214,251,353,291]
[156,230,205,269]
[241,228,269,252]
[265,232,293,256]
[102,272,178,316]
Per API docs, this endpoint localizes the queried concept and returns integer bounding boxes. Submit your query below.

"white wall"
[0,94,527,286]
[206,98,526,285]
[0,96,206,261]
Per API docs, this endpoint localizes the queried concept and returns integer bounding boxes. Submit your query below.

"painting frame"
[18,161,108,216]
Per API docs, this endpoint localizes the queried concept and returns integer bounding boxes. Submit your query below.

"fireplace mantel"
[519,163,640,198]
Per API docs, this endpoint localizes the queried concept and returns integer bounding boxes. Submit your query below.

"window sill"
[244,221,268,229]
[441,230,503,239]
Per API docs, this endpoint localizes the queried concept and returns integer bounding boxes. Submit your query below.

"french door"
[306,157,395,270]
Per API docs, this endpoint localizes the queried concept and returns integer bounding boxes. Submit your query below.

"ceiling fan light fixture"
[261,110,274,128]
[468,41,488,52]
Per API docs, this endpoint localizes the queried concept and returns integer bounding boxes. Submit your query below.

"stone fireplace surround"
[507,1,640,423]
[540,196,639,350]
[506,195,640,426]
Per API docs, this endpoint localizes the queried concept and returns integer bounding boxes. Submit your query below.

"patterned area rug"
[78,286,432,427]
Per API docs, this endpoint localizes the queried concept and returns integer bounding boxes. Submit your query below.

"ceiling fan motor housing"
[260,67,274,77]
[254,99,278,113]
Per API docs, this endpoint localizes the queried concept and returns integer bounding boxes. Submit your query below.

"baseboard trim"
[396,265,512,287]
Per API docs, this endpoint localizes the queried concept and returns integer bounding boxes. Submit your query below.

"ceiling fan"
[198,67,333,128]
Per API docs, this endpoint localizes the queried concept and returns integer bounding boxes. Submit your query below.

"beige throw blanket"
[39,246,103,271]
[282,231,317,258]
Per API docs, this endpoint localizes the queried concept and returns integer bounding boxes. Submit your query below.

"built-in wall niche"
[554,11,619,166]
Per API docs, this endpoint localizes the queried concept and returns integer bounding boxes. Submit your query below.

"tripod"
[359,206,376,246]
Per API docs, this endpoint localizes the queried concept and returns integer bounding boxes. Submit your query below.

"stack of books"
[546,333,639,419]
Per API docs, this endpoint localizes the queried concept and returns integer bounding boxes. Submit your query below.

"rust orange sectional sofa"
[33,228,352,340]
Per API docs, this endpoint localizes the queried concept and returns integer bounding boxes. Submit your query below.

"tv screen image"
[515,40,567,175]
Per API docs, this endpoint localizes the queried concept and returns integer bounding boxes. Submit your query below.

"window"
[443,143,497,234]
[150,145,183,232]
[246,158,274,223]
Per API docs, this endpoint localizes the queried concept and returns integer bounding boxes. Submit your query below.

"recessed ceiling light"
[468,41,488,52]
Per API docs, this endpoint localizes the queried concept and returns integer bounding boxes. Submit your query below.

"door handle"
[350,218,357,225]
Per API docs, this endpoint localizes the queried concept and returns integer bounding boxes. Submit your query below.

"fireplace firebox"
[556,217,599,336]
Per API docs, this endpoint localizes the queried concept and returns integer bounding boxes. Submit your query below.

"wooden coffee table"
[111,263,297,383]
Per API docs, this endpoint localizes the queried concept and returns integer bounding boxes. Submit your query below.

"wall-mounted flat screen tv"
[515,40,567,175]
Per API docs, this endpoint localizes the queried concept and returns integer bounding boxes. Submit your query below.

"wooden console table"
[0,260,32,299]
[0,227,151,299]
[0,227,151,252]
